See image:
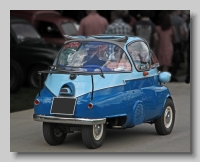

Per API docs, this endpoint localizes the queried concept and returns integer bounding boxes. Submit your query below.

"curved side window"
[127,41,150,71]
[150,50,159,69]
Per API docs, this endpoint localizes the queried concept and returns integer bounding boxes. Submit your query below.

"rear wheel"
[155,98,175,135]
[27,65,48,88]
[10,60,24,93]
[82,124,106,149]
[43,122,67,145]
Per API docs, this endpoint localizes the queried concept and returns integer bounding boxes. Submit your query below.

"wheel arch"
[26,62,51,88]
[26,61,51,77]
[157,95,174,119]
[123,100,144,128]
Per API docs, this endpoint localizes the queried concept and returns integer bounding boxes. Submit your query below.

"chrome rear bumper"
[33,114,106,125]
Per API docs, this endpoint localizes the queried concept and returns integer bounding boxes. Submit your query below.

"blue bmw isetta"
[33,35,175,149]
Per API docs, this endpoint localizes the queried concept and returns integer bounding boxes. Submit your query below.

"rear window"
[61,22,77,36]
[54,41,132,72]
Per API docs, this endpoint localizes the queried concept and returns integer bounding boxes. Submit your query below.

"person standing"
[78,10,108,36]
[121,10,137,29]
[132,10,158,52]
[105,10,132,35]
[169,10,187,81]
[181,12,190,64]
[156,11,176,72]
[185,21,190,84]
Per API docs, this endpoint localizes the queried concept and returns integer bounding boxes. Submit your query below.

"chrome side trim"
[75,74,158,97]
[33,114,106,125]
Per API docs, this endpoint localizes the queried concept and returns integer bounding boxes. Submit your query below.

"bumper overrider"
[33,114,106,125]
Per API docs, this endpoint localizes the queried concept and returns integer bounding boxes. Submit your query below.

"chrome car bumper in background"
[33,114,106,125]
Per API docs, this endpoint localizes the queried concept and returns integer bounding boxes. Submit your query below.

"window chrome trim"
[75,74,158,97]
[44,74,158,98]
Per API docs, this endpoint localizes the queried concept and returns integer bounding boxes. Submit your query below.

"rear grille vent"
[59,82,75,97]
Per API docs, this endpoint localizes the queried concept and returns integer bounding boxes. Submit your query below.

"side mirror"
[159,72,171,83]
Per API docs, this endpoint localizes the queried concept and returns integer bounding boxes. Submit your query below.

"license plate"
[50,97,76,115]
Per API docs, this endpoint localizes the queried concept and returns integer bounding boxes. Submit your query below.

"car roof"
[36,15,74,24]
[10,16,30,24]
[11,10,61,17]
[10,10,74,24]
[64,34,147,47]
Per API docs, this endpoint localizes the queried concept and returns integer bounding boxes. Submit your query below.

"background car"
[10,10,78,46]
[10,16,60,93]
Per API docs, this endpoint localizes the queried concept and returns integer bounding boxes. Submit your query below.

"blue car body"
[34,71,171,127]
[33,35,174,148]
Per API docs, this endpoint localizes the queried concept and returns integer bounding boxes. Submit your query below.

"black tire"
[155,98,175,135]
[27,65,48,88]
[43,122,67,145]
[10,60,24,93]
[82,124,106,149]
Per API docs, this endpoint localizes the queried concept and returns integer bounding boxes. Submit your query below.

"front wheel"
[82,124,106,149]
[155,98,175,135]
[43,122,67,145]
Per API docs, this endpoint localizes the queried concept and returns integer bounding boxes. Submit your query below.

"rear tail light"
[34,99,40,105]
[88,103,93,109]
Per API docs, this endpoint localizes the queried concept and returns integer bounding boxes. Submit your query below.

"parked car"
[33,34,175,149]
[10,10,78,46]
[10,16,60,93]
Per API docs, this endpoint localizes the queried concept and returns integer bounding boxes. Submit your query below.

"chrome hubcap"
[54,128,63,137]
[164,106,173,128]
[93,124,103,140]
